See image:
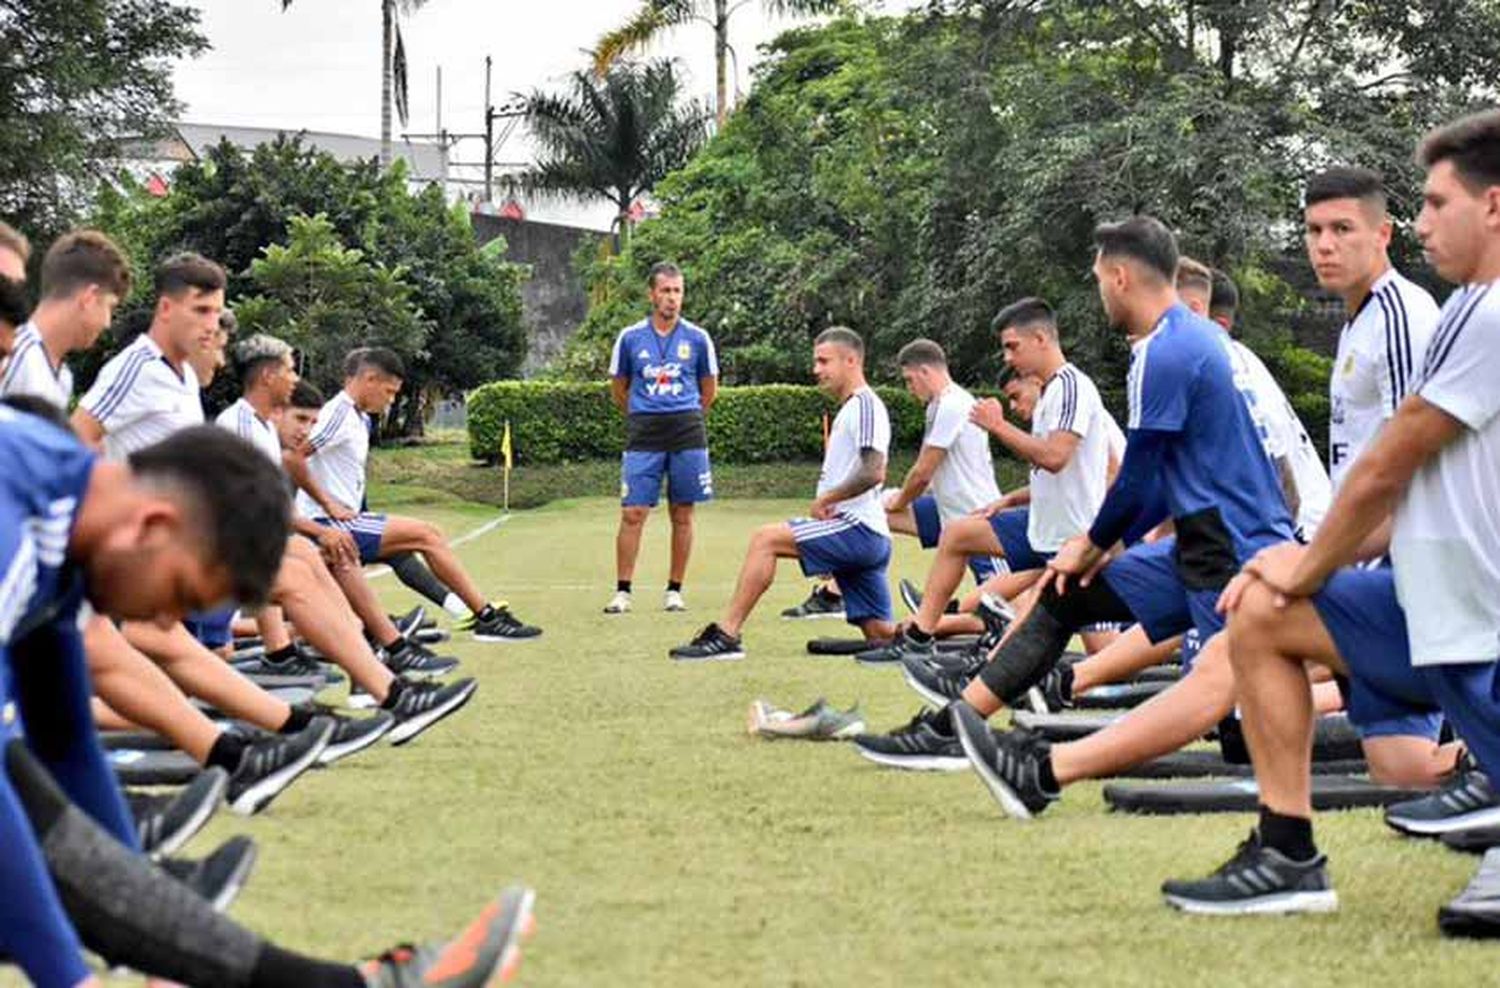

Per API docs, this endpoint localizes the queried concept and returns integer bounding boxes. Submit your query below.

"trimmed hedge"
[467,381,929,465]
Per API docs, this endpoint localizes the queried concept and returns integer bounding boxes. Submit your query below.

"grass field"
[21,488,1497,986]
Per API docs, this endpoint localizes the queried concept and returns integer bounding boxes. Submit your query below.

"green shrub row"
[466,381,930,465]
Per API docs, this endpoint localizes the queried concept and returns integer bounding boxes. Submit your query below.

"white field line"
[365,512,510,579]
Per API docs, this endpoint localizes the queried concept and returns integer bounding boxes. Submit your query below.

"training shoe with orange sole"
[361,886,537,987]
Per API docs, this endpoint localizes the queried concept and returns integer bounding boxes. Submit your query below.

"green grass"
[21,491,1495,986]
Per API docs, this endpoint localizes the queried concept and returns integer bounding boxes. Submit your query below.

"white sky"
[170,1,919,227]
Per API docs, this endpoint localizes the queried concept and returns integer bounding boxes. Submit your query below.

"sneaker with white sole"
[161,835,259,913]
[851,707,966,771]
[1385,768,1500,836]
[603,590,633,614]
[226,719,334,816]
[663,590,687,612]
[1440,847,1500,939]
[1161,830,1338,916]
[668,623,745,661]
[386,679,479,745]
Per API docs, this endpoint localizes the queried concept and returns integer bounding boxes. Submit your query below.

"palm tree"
[279,0,428,168]
[593,0,843,129]
[509,60,710,246]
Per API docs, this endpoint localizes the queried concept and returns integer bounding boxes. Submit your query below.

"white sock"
[442,593,467,618]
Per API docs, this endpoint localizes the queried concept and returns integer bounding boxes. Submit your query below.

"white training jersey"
[0,322,73,408]
[818,386,891,536]
[1228,340,1332,540]
[923,383,1001,522]
[1392,282,1500,666]
[1104,410,1126,464]
[214,398,282,466]
[1329,268,1440,486]
[1028,363,1112,552]
[294,389,370,519]
[77,333,202,460]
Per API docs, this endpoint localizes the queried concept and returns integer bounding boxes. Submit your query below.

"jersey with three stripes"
[1028,362,1113,552]
[293,389,370,519]
[76,333,203,461]
[214,397,283,465]
[817,385,891,536]
[1329,267,1439,487]
[1392,280,1500,666]
[0,322,73,407]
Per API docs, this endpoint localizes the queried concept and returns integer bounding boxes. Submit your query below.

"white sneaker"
[603,590,632,614]
[663,590,687,612]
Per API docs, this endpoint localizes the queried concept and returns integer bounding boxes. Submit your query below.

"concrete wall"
[472,215,594,374]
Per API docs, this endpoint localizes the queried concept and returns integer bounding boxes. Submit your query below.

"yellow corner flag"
[501,420,514,470]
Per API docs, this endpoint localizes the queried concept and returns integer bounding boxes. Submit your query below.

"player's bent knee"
[1363,738,1448,789]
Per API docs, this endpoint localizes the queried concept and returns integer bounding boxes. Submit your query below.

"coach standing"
[604,262,718,614]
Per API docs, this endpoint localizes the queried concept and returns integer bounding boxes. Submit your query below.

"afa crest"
[677,342,692,360]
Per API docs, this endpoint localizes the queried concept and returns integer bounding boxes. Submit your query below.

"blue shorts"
[790,517,893,626]
[1312,566,1443,740]
[622,448,712,507]
[988,508,1052,573]
[184,606,237,649]
[1099,538,1224,646]
[913,495,1002,583]
[313,513,388,565]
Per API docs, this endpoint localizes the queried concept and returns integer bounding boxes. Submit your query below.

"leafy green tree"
[594,0,843,127]
[236,213,429,393]
[510,60,711,245]
[0,0,206,236]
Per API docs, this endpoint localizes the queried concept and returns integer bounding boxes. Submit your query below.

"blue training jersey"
[0,406,95,676]
[1127,304,1293,561]
[609,318,719,416]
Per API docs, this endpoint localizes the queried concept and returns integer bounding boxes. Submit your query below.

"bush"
[467,381,931,465]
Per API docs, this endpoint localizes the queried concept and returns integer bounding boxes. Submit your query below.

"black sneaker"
[976,592,1015,641]
[1025,666,1073,714]
[901,653,972,707]
[386,679,479,745]
[236,647,342,686]
[854,628,935,667]
[1443,824,1500,855]
[780,585,845,620]
[161,835,258,913]
[851,707,966,771]
[898,578,959,616]
[1440,848,1500,939]
[926,642,988,679]
[1386,769,1500,836]
[390,605,433,634]
[226,718,334,816]
[130,767,228,859]
[318,711,396,765]
[471,605,543,643]
[951,700,1056,818]
[1161,830,1338,915]
[669,623,745,662]
[382,637,462,680]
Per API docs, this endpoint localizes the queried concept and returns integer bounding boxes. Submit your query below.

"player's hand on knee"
[323,500,357,522]
[1242,541,1314,605]
[1217,571,1255,615]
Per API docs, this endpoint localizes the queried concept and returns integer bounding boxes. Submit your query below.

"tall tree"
[278,0,429,167]
[593,0,842,127]
[510,60,710,245]
[0,0,206,236]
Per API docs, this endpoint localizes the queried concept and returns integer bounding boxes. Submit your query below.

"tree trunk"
[380,0,394,169]
[714,0,729,128]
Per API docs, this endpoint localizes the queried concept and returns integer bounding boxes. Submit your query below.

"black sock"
[1258,805,1317,861]
[667,580,682,593]
[1056,663,1074,702]
[206,732,248,772]
[380,678,408,710]
[250,944,364,988]
[1037,752,1060,794]
[927,705,956,736]
[474,603,497,621]
[278,704,314,735]
[381,633,407,651]
[907,626,933,644]
[820,585,842,600]
[264,644,297,665]
[617,580,632,594]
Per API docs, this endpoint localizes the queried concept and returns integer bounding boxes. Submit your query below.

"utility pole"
[437,65,447,188]
[483,56,494,206]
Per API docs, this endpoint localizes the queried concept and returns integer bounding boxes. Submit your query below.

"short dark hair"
[1,394,69,430]
[1210,270,1240,321]
[1094,215,1179,282]
[896,338,947,368]
[1305,166,1386,212]
[346,346,405,380]
[1000,370,1040,392]
[219,308,238,335]
[1419,109,1500,192]
[128,426,292,607]
[0,276,28,330]
[40,230,132,300]
[647,261,683,289]
[991,297,1057,338]
[1175,257,1213,298]
[814,325,864,357]
[290,380,325,409]
[0,221,30,263]
[155,252,226,299]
